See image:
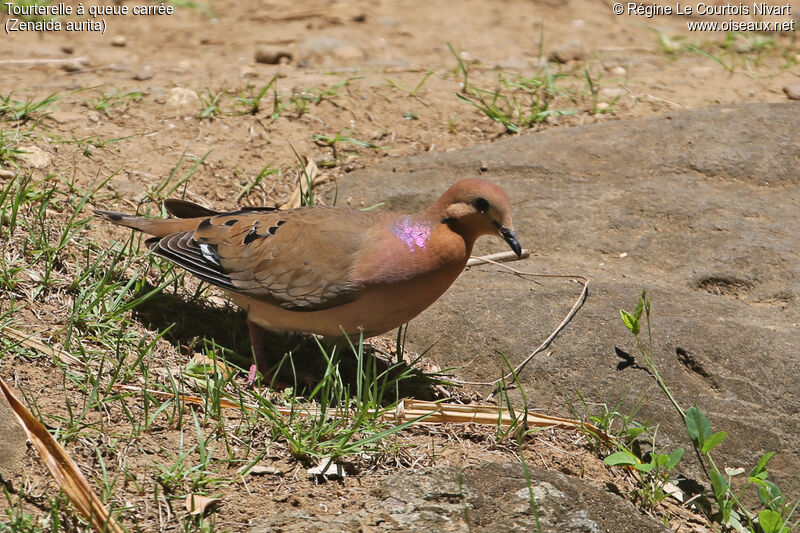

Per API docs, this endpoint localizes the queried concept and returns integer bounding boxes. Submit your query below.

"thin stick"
[2,327,82,366]
[453,258,589,388]
[110,385,612,441]
[0,57,88,66]
[466,249,530,267]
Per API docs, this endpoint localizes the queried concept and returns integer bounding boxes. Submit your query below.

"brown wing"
[148,206,376,311]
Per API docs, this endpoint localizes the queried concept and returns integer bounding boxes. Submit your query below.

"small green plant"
[312,130,385,161]
[604,444,685,508]
[386,70,435,97]
[0,128,30,165]
[446,42,470,93]
[584,69,619,115]
[648,27,689,55]
[150,148,212,200]
[245,333,426,462]
[86,89,144,117]
[1,487,39,533]
[235,164,280,202]
[0,90,60,122]
[165,0,215,19]
[235,77,278,115]
[198,88,225,119]
[616,290,800,531]
[570,389,650,454]
[456,72,576,134]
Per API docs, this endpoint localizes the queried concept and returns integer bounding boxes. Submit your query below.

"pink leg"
[246,319,269,388]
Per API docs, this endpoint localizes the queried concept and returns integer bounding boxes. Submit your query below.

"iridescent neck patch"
[393,218,431,252]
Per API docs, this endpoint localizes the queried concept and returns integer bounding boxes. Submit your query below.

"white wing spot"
[199,243,221,266]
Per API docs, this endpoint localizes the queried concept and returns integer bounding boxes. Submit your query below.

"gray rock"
[254,45,292,65]
[325,103,800,488]
[0,395,27,482]
[299,36,364,66]
[132,65,153,81]
[550,42,585,63]
[783,83,800,100]
[248,463,667,532]
[19,145,51,169]
[164,87,200,115]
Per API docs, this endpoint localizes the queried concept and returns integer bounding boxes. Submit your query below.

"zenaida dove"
[94,179,521,386]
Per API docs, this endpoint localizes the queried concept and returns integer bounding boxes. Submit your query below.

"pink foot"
[246,364,258,389]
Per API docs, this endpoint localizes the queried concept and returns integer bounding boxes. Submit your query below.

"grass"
[447,42,577,133]
[0,91,60,123]
[85,89,144,118]
[0,164,458,531]
[649,28,797,74]
[311,130,385,162]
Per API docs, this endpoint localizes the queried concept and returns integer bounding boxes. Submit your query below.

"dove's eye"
[473,197,489,213]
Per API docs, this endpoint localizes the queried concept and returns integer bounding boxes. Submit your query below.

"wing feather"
[147,206,378,311]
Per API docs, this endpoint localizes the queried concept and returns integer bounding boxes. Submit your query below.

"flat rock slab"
[0,394,27,481]
[249,463,668,532]
[325,103,800,484]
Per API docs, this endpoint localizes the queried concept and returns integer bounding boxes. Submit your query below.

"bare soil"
[1,0,798,531]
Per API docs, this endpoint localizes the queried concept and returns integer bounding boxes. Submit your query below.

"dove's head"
[431,179,521,257]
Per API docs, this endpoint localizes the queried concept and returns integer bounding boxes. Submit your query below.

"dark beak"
[499,226,522,258]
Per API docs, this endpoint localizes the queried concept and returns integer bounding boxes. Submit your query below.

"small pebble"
[62,60,83,72]
[333,44,364,61]
[599,87,624,100]
[61,45,74,54]
[245,465,282,476]
[609,65,627,76]
[132,66,153,81]
[239,66,258,78]
[550,42,585,64]
[165,87,200,114]
[255,45,292,64]
[783,84,800,100]
[111,35,127,47]
[19,146,51,169]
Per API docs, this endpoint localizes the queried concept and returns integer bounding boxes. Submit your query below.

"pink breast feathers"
[392,218,431,252]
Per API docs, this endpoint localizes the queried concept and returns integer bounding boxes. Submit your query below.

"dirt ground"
[1,0,798,531]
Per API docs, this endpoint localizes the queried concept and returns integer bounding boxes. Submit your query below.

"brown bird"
[94,179,521,386]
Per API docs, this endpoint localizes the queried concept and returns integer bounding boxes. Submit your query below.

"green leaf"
[634,297,644,320]
[758,509,784,533]
[620,309,640,335]
[665,448,685,470]
[633,462,655,473]
[655,453,671,468]
[749,451,774,478]
[710,469,729,501]
[604,451,638,466]
[727,509,744,531]
[624,427,646,440]
[685,406,712,447]
[701,431,727,453]
[725,467,745,477]
[758,480,784,509]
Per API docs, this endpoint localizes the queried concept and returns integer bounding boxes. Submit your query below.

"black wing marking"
[146,233,237,291]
